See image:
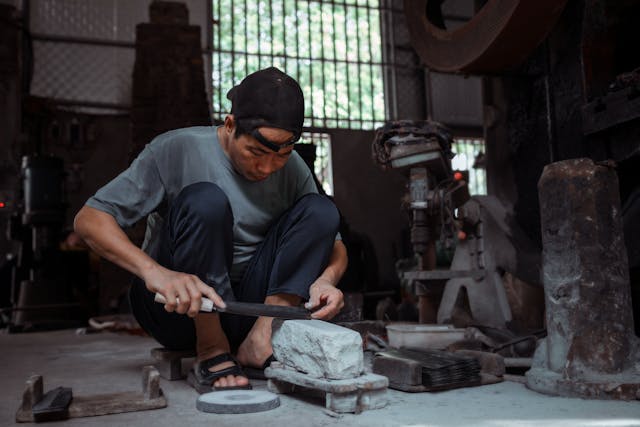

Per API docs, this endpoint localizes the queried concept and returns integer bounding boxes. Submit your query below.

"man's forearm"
[73,205,159,280]
[75,206,223,315]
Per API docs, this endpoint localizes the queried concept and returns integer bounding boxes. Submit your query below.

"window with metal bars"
[300,132,334,194]
[211,0,386,130]
[452,138,486,195]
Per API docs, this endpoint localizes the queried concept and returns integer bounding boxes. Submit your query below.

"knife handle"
[154,293,216,312]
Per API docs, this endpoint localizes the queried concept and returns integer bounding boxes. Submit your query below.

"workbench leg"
[267,379,296,394]
[15,374,43,422]
[150,348,195,380]
[325,391,358,414]
[356,388,388,411]
[142,365,161,399]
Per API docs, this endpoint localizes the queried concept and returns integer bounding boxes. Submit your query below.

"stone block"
[271,320,363,380]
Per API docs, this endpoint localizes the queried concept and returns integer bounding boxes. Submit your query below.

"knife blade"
[154,293,312,320]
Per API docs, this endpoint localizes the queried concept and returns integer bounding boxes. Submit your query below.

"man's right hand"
[74,206,226,319]
[142,264,226,318]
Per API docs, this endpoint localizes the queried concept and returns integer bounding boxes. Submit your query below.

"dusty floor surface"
[1,329,639,427]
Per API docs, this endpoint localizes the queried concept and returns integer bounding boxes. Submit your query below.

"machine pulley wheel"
[403,0,569,74]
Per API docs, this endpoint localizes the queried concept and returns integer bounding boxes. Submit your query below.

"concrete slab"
[1,329,639,427]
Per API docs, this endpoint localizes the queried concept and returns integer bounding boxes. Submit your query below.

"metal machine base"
[526,342,640,401]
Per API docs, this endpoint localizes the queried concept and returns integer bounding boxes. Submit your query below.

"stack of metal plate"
[373,348,481,392]
[410,349,482,390]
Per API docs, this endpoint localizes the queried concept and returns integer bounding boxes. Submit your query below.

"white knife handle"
[154,293,215,312]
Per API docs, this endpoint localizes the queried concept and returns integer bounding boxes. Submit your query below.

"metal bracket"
[404,269,485,282]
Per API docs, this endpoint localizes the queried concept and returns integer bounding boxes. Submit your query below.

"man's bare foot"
[236,294,301,368]
[236,317,273,368]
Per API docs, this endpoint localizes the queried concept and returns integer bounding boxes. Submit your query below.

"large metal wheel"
[404,0,569,74]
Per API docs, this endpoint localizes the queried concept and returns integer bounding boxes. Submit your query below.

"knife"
[154,293,312,320]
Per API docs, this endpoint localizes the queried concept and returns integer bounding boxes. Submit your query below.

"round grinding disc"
[196,390,280,414]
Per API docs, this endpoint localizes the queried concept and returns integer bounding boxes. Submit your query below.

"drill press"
[372,120,469,323]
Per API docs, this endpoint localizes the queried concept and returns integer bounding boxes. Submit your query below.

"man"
[74,67,347,392]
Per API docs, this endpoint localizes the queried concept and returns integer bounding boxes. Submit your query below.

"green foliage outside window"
[212,0,386,130]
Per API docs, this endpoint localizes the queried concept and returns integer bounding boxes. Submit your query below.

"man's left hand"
[306,278,344,320]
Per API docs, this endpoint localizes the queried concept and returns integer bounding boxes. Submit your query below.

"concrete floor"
[1,329,639,427]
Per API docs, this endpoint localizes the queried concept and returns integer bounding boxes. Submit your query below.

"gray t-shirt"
[86,126,318,273]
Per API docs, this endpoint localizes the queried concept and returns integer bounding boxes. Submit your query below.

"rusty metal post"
[417,242,438,323]
[526,158,640,400]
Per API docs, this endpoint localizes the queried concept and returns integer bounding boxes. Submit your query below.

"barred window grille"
[211,0,386,130]
[300,132,334,195]
[452,138,486,195]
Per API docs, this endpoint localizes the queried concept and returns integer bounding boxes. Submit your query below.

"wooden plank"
[68,391,166,418]
[15,367,167,423]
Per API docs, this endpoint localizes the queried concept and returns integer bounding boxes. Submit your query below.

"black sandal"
[187,353,252,393]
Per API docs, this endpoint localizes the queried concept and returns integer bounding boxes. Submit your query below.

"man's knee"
[171,182,232,229]
[295,193,340,235]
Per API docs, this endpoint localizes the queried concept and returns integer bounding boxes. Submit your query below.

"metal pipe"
[33,97,131,111]
[319,1,327,127]
[342,0,351,122]
[31,33,135,48]
[543,40,558,163]
[386,0,399,120]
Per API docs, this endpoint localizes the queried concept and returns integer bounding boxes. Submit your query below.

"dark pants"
[129,182,340,351]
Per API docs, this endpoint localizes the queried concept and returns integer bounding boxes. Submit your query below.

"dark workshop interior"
[1,0,640,425]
